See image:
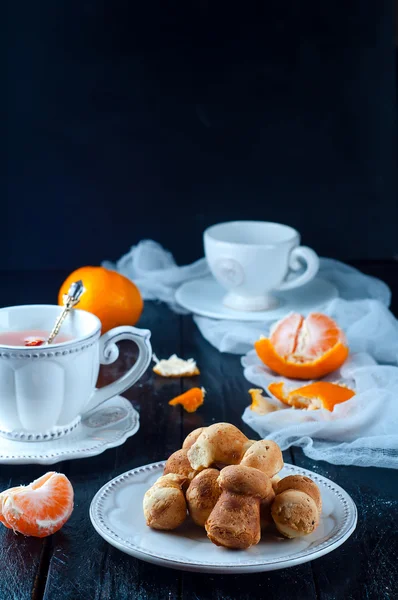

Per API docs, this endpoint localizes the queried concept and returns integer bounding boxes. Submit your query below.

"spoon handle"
[46,280,85,345]
[47,306,71,344]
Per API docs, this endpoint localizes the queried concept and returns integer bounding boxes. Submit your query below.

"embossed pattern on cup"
[0,305,152,440]
[204,221,319,311]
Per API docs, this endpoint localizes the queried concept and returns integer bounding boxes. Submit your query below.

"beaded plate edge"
[90,461,358,569]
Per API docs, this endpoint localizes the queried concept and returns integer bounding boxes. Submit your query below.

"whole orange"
[58,266,143,333]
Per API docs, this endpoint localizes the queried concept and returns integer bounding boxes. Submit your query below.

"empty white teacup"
[204,221,319,311]
[0,305,152,440]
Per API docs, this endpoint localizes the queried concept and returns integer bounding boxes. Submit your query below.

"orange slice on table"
[169,388,206,413]
[0,472,74,537]
[255,313,349,379]
[268,381,355,411]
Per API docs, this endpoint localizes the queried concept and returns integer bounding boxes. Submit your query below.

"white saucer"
[0,395,139,465]
[176,277,338,321]
[90,461,357,574]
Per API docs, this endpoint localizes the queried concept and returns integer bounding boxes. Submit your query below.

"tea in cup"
[0,305,152,440]
[0,330,72,346]
[204,221,319,311]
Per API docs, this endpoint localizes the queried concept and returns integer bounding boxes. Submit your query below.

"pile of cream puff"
[143,423,321,550]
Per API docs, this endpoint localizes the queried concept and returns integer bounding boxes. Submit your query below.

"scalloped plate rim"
[0,396,140,465]
[89,461,357,574]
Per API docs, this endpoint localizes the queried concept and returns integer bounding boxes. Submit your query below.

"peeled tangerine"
[268,381,355,411]
[0,472,74,537]
[255,313,349,379]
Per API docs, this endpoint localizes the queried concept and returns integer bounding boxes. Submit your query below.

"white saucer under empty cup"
[176,277,338,321]
[204,221,320,311]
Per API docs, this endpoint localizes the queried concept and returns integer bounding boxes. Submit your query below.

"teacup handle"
[84,326,152,413]
[276,246,319,291]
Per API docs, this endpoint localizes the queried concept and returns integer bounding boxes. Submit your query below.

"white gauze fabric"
[103,240,209,313]
[104,240,398,467]
[242,352,398,468]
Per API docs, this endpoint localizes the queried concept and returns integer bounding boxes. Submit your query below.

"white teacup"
[204,221,319,311]
[0,305,152,441]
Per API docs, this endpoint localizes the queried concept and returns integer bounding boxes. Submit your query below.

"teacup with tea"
[0,305,152,440]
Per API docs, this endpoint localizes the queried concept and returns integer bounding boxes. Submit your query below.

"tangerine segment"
[0,486,24,529]
[268,381,355,411]
[30,471,56,490]
[270,313,304,357]
[269,313,344,361]
[1,472,74,538]
[296,313,345,360]
[169,388,205,413]
[256,313,349,379]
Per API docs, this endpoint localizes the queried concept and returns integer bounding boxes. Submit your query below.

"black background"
[6,1,397,270]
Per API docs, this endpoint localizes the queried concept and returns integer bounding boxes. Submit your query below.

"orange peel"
[248,389,280,415]
[255,313,349,380]
[153,354,200,377]
[169,387,205,413]
[268,381,355,411]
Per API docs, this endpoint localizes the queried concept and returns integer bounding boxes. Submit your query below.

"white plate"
[175,277,338,321]
[0,395,139,465]
[90,461,357,574]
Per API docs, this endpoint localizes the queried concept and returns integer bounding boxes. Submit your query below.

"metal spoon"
[46,280,85,345]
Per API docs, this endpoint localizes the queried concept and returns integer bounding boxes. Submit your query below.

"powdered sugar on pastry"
[152,354,200,377]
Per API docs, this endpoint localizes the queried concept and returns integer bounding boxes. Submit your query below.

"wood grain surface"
[0,264,397,599]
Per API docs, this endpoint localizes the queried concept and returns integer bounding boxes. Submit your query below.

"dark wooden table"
[0,263,397,600]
